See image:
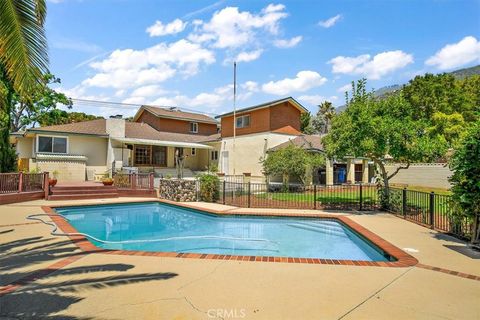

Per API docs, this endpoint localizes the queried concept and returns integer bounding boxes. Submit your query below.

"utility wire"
[70,98,220,117]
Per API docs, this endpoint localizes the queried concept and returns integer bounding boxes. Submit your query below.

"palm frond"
[0,0,48,96]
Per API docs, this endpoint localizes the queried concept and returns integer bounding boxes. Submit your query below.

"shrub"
[198,173,220,202]
[449,121,480,243]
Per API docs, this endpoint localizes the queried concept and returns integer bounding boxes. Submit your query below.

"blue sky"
[46,0,480,117]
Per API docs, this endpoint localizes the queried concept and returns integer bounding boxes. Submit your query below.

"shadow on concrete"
[430,232,466,244]
[443,245,480,259]
[0,228,14,235]
[0,235,179,319]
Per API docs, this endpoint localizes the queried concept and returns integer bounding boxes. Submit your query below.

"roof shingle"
[141,106,218,124]
[27,119,107,136]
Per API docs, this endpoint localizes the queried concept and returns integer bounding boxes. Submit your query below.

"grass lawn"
[391,184,451,195]
[254,189,377,203]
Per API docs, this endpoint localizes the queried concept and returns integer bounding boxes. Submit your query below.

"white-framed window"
[236,115,250,128]
[36,135,68,154]
[190,122,198,133]
[211,150,218,161]
[191,148,196,156]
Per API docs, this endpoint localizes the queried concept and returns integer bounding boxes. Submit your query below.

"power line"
[70,98,220,117]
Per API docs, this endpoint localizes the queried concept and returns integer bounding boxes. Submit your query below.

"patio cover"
[110,137,213,149]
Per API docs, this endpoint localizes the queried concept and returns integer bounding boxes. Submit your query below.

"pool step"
[48,193,119,200]
[288,223,348,238]
[48,185,119,200]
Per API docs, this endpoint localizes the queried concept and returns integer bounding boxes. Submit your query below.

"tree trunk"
[472,214,480,245]
[0,70,17,173]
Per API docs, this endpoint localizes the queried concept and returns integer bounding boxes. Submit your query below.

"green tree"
[300,112,314,134]
[402,73,479,123]
[38,111,103,127]
[449,121,480,244]
[323,79,446,190]
[10,74,72,131]
[262,145,324,188]
[0,0,48,172]
[318,101,335,134]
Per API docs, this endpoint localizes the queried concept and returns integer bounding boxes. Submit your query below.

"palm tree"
[0,0,48,172]
[0,0,48,95]
[318,101,335,134]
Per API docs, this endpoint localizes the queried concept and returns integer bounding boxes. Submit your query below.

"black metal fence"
[210,181,473,241]
[218,182,379,211]
[383,188,473,240]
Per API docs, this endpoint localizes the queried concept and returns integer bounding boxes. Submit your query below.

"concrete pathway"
[1,199,479,319]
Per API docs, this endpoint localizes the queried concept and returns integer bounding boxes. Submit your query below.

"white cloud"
[262,71,327,95]
[337,84,351,93]
[298,95,338,106]
[273,36,302,48]
[318,14,342,28]
[235,49,263,62]
[188,4,288,49]
[425,36,480,70]
[329,50,414,80]
[82,39,215,89]
[146,19,187,37]
[241,81,259,92]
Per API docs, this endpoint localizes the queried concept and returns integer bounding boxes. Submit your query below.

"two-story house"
[215,97,306,178]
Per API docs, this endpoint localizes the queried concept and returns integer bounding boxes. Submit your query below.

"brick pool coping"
[40,199,418,268]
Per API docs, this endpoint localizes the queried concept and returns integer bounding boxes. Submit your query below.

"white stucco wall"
[385,163,452,189]
[68,135,108,166]
[219,133,299,177]
[15,136,33,159]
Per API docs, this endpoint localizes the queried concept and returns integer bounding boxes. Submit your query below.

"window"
[190,122,198,133]
[37,136,67,154]
[236,115,250,128]
[191,148,196,156]
[211,150,218,161]
[134,145,151,165]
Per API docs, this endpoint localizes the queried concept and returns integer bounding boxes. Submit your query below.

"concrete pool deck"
[1,198,479,319]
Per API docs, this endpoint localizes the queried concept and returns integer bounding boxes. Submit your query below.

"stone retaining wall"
[158,179,197,202]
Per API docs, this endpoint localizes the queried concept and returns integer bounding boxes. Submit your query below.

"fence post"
[359,183,363,211]
[402,188,407,218]
[18,172,23,193]
[429,192,435,229]
[44,172,49,199]
[222,180,226,205]
[132,173,137,190]
[149,172,154,191]
[313,184,317,210]
[247,182,251,208]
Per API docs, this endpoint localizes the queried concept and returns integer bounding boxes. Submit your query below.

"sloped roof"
[215,97,308,119]
[26,119,108,136]
[135,105,218,124]
[268,135,324,152]
[125,122,210,143]
[199,133,221,142]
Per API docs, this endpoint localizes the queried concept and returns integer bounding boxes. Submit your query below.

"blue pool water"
[55,202,391,261]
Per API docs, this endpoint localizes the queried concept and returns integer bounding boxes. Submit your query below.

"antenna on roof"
[233,61,237,176]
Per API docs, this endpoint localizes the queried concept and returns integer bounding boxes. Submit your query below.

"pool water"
[55,202,391,261]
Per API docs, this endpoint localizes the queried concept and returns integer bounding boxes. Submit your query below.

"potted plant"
[102,177,114,186]
[49,170,59,187]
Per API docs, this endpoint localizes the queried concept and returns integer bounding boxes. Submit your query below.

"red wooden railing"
[0,172,48,194]
[113,172,154,190]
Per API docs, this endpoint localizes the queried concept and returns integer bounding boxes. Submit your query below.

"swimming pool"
[55,202,393,261]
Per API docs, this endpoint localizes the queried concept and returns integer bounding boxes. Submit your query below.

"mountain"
[336,64,480,112]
